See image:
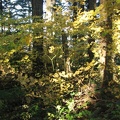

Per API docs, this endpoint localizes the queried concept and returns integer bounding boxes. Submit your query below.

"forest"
[0,0,120,119]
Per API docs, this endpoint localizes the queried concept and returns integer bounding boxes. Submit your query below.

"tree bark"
[32,0,43,17]
[101,0,114,98]
[88,0,96,10]
[32,0,44,77]
[0,0,2,13]
[62,31,71,74]
[102,15,113,88]
[0,0,3,32]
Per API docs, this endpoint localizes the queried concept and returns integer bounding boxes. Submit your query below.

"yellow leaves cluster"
[80,10,94,22]
[74,60,96,76]
[115,19,120,30]
[3,59,9,63]
[113,14,120,52]
[90,25,103,38]
[1,49,16,64]
[38,73,74,105]
[21,55,30,63]
[48,46,55,53]
[52,72,74,94]
[73,10,94,28]
[8,49,16,56]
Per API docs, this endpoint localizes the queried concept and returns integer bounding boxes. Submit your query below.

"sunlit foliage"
[0,0,120,120]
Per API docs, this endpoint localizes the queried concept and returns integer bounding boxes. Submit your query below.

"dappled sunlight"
[1,0,120,119]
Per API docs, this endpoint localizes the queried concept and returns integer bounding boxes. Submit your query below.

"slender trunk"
[32,0,44,77]
[87,37,95,63]
[0,0,2,12]
[102,15,113,88]
[0,0,3,33]
[86,1,96,63]
[62,31,71,74]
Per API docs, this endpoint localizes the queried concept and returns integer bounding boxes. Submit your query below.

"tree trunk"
[88,0,96,10]
[32,0,44,77]
[101,0,114,98]
[0,0,3,32]
[87,37,95,63]
[62,31,71,74]
[32,0,43,17]
[0,0,2,13]
[102,16,113,89]
[87,0,96,63]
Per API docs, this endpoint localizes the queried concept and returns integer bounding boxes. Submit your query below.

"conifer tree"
[0,0,2,32]
[0,0,2,13]
[32,0,44,77]
[101,0,114,96]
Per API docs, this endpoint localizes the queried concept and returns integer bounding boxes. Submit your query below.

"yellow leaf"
[4,59,9,63]
[24,55,29,60]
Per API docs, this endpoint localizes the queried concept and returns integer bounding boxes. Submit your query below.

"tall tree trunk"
[0,0,2,32]
[102,16,113,89]
[32,0,43,17]
[0,0,2,15]
[101,0,114,98]
[88,0,96,10]
[85,0,96,63]
[87,0,96,63]
[32,0,44,77]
